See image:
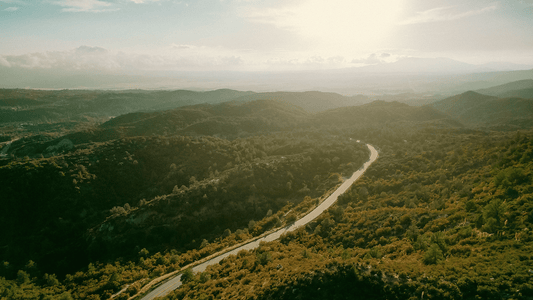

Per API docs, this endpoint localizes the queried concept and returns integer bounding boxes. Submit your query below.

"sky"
[1,0,533,75]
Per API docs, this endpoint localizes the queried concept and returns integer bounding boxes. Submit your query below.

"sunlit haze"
[242,0,403,58]
[1,0,533,89]
[2,4,533,298]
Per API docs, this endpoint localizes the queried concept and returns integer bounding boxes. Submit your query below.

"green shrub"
[181,268,194,283]
[423,244,443,265]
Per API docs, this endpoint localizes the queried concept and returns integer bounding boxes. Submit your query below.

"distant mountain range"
[4,98,460,158]
[0,89,368,125]
[353,57,532,74]
[2,56,532,94]
[2,78,533,141]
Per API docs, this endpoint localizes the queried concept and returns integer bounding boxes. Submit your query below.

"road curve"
[140,144,379,300]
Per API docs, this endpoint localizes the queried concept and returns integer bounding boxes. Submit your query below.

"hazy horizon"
[1,0,533,91]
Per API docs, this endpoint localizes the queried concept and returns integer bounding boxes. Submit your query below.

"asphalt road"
[0,138,17,157]
[140,143,379,300]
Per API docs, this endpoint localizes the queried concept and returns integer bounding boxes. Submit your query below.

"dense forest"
[153,128,532,300]
[1,85,532,299]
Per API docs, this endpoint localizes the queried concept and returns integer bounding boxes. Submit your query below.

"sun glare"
[286,0,404,54]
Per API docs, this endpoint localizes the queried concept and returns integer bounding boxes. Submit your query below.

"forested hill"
[231,91,367,113]
[154,128,533,300]
[98,99,454,139]
[1,88,533,300]
[430,91,499,116]
[430,91,533,129]
[0,89,364,126]
[0,132,369,278]
[475,79,533,98]
[0,97,376,284]
[0,89,253,124]
[3,99,458,158]
[313,100,456,128]
[2,100,309,158]
[99,99,308,136]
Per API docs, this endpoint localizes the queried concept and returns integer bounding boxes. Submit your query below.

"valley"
[139,144,378,300]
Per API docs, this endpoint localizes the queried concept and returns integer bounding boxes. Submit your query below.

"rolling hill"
[232,91,367,113]
[102,99,309,137]
[430,91,533,129]
[313,100,457,128]
[1,87,533,300]
[475,79,533,97]
[430,91,499,116]
[0,89,254,124]
[3,100,310,157]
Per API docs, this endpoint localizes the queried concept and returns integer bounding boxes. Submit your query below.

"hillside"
[0,89,369,127]
[0,99,372,279]
[2,99,466,160]
[498,88,533,99]
[430,91,533,129]
[313,100,458,129]
[2,100,310,158]
[1,93,533,300]
[470,97,533,129]
[101,99,308,136]
[0,89,254,125]
[158,128,533,300]
[232,91,366,113]
[476,79,533,97]
[430,91,499,116]
[4,125,531,300]
[0,89,372,142]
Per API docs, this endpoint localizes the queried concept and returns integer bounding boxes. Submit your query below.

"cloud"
[219,56,243,66]
[0,46,249,72]
[400,4,498,25]
[0,45,381,73]
[171,44,194,50]
[351,53,384,65]
[240,0,404,55]
[258,55,348,71]
[49,0,116,12]
[128,0,162,3]
[2,46,120,70]
[75,45,108,54]
[3,6,19,11]
[0,0,25,3]
[242,3,305,32]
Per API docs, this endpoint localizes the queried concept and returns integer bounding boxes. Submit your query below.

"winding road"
[0,139,17,157]
[139,143,378,300]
